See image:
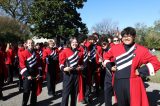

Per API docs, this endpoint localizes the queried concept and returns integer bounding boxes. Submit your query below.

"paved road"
[0,78,160,106]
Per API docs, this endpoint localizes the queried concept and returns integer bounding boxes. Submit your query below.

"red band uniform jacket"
[85,42,103,86]
[19,49,42,96]
[5,48,14,65]
[59,47,83,73]
[103,43,160,106]
[42,47,60,80]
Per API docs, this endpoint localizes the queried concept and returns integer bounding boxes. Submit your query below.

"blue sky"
[78,0,160,32]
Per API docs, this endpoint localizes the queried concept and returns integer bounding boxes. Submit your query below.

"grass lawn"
[148,51,160,83]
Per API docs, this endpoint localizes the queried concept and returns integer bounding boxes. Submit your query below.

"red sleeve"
[141,48,160,76]
[19,51,29,77]
[103,48,114,66]
[42,49,48,73]
[96,46,102,64]
[84,41,91,51]
[42,49,48,63]
[59,50,66,71]
[5,49,13,64]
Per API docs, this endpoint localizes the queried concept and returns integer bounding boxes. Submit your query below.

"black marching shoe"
[0,92,4,100]
[48,92,56,98]
[19,87,23,92]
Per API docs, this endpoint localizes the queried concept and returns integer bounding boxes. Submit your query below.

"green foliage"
[135,22,160,49]
[0,16,30,43]
[153,20,160,32]
[0,0,88,43]
[144,31,160,49]
[29,0,88,39]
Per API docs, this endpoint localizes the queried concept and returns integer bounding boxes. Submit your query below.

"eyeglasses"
[122,35,133,38]
[113,40,119,42]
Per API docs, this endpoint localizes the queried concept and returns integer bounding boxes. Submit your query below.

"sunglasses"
[113,40,119,42]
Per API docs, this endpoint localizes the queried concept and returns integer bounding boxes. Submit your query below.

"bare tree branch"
[91,19,119,35]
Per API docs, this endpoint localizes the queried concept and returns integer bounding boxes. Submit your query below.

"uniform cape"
[36,79,42,96]
[78,71,84,102]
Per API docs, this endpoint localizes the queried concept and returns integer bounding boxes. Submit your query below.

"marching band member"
[85,35,102,96]
[101,38,114,106]
[59,37,83,106]
[19,39,42,106]
[42,39,59,97]
[5,43,14,84]
[0,43,7,100]
[103,27,160,106]
[35,43,43,59]
[17,42,25,91]
[77,35,91,104]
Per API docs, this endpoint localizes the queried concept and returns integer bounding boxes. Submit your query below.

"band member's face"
[27,40,34,50]
[88,39,95,44]
[113,38,120,45]
[102,44,108,50]
[71,39,78,49]
[122,34,135,45]
[49,40,55,48]
[23,43,27,48]
[35,45,40,49]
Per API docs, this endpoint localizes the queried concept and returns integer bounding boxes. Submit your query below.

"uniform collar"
[124,42,135,52]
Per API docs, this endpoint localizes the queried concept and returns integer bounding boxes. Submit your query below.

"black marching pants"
[0,73,4,97]
[46,63,57,95]
[104,69,113,106]
[22,78,37,106]
[61,72,78,106]
[6,64,13,83]
[18,69,23,89]
[114,79,130,106]
[82,68,90,101]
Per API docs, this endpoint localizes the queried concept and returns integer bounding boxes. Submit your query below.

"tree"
[153,20,160,32]
[0,16,30,43]
[91,19,119,35]
[0,0,88,44]
[0,0,32,24]
[29,0,88,40]
[145,31,160,49]
[134,21,160,49]
[134,22,148,45]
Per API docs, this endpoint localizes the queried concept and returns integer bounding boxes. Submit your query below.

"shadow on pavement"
[37,89,62,106]
[37,96,55,106]
[3,90,21,101]
[3,83,18,91]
